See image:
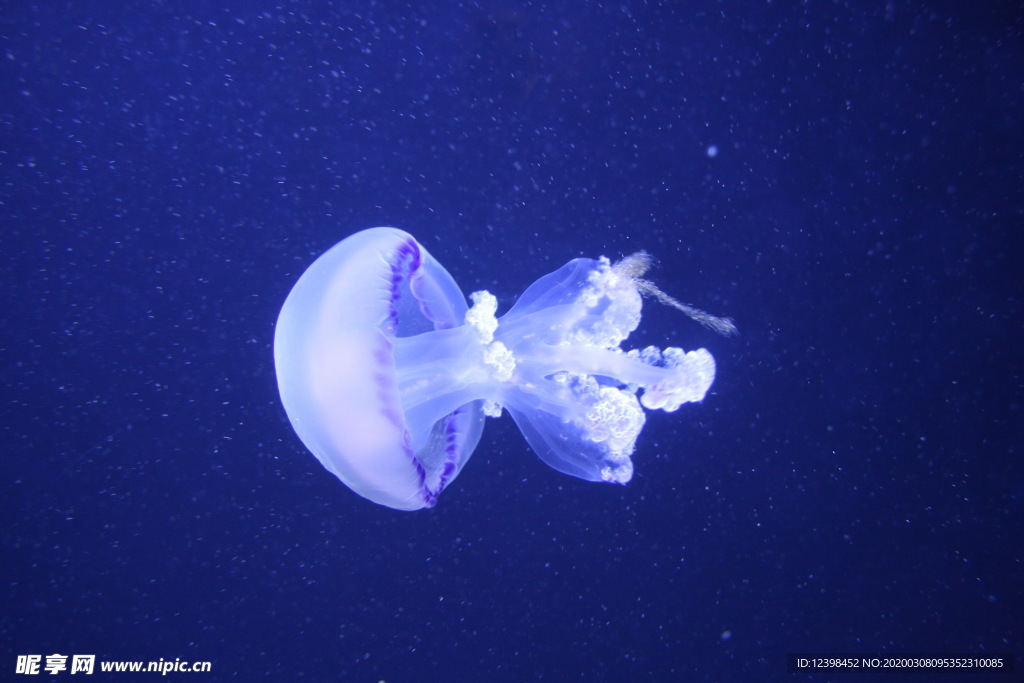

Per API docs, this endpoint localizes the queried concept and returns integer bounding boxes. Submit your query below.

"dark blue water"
[3,2,1020,681]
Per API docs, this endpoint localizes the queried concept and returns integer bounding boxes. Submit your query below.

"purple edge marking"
[387,236,461,508]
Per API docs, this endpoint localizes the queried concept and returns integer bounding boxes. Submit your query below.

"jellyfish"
[274,227,728,510]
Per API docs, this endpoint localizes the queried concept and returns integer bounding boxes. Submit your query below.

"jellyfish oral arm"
[511,342,715,412]
[391,257,716,485]
[390,305,699,442]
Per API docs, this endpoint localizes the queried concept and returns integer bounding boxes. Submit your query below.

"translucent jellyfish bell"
[274,228,484,511]
[274,227,726,510]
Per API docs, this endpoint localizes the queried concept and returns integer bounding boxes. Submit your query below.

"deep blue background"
[2,1,1021,681]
